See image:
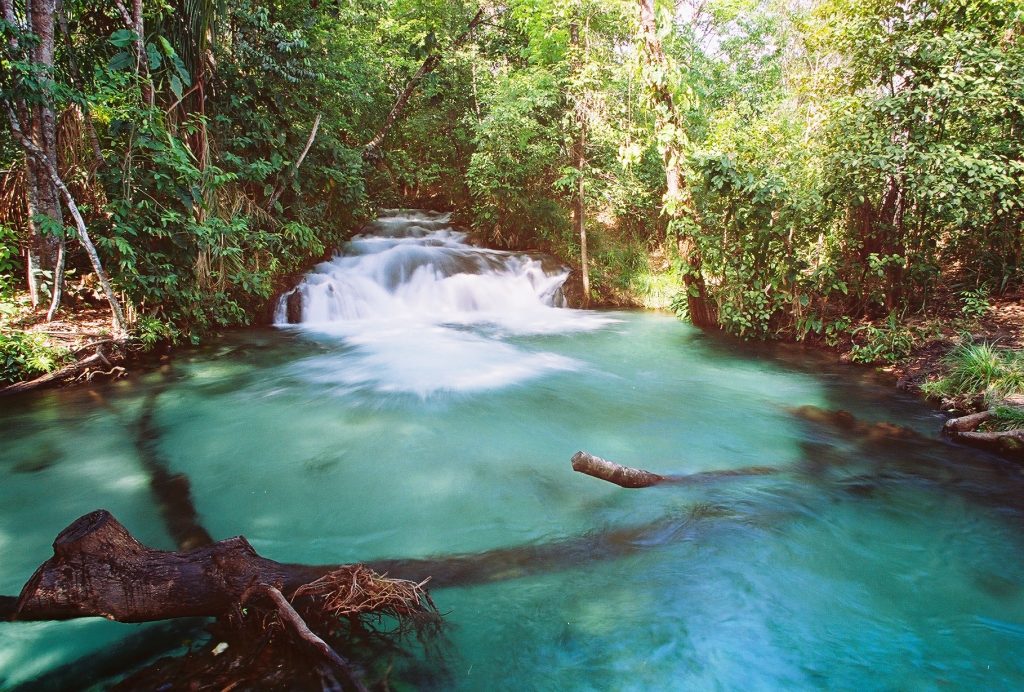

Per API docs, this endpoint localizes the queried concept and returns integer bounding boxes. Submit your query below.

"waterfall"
[274,210,613,397]
[275,210,569,326]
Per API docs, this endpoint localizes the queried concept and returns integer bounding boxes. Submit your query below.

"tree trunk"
[8,0,64,308]
[5,103,129,337]
[113,0,154,107]
[636,0,716,328]
[6,510,334,623]
[575,134,590,307]
[570,21,590,308]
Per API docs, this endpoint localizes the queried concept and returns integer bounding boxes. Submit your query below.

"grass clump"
[921,340,1024,405]
[990,405,1024,431]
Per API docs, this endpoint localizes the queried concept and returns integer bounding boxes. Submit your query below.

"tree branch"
[265,113,322,212]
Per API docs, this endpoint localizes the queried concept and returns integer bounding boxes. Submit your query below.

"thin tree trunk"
[266,113,322,212]
[8,0,64,307]
[363,8,485,160]
[576,130,590,306]
[636,0,716,327]
[45,235,65,320]
[571,21,590,307]
[57,0,105,165]
[5,103,128,337]
[113,0,153,107]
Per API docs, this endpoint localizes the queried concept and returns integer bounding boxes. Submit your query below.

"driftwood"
[570,450,777,489]
[571,450,666,487]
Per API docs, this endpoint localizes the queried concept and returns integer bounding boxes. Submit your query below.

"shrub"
[848,313,915,364]
[0,332,73,384]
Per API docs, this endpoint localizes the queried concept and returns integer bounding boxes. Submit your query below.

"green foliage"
[0,224,20,297]
[467,67,567,248]
[0,331,72,384]
[959,286,992,320]
[135,315,181,348]
[921,340,1024,403]
[2,0,1023,348]
[991,405,1024,431]
[848,312,916,364]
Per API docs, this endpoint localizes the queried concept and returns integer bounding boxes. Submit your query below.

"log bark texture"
[6,510,330,623]
[943,410,993,434]
[571,450,666,487]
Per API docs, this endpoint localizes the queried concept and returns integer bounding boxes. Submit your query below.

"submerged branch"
[571,450,777,488]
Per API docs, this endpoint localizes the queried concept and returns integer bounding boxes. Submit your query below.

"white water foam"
[276,211,615,396]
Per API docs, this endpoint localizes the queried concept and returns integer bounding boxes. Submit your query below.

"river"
[1,211,1023,689]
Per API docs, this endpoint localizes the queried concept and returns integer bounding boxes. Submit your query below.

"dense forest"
[1,0,1022,380]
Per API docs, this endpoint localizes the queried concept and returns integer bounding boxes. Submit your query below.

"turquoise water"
[2,312,1023,689]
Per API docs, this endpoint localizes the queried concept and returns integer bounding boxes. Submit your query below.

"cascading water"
[276,210,569,324]
[274,210,611,397]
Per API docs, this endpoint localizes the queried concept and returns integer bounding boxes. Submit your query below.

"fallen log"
[2,510,431,624]
[956,429,1024,458]
[571,450,666,487]
[570,450,777,489]
[943,410,992,434]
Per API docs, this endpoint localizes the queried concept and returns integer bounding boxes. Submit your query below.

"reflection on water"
[0,212,1022,689]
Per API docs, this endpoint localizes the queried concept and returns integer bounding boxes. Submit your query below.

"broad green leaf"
[109,29,138,48]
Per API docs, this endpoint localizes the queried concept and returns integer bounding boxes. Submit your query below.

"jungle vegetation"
[1,0,1022,373]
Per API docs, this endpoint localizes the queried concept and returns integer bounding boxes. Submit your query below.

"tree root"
[0,351,106,396]
[243,583,370,692]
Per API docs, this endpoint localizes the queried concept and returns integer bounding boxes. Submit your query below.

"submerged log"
[570,450,777,489]
[571,450,666,487]
[135,388,214,551]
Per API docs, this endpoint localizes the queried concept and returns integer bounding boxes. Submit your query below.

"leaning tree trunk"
[636,0,716,328]
[363,8,486,161]
[5,104,129,337]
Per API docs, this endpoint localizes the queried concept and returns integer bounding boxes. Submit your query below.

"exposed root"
[243,583,370,692]
[294,565,441,637]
